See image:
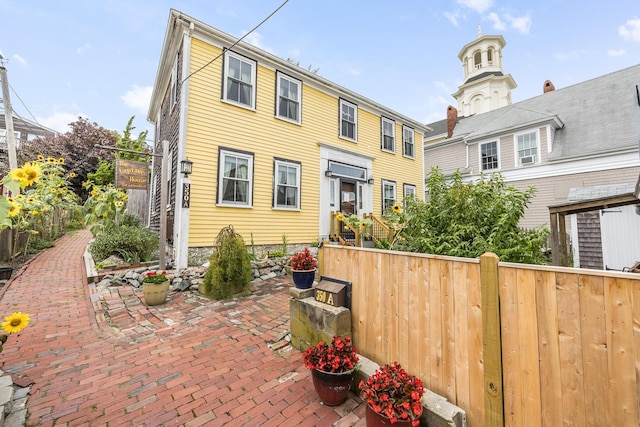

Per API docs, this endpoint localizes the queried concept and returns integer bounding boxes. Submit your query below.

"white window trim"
[382,180,396,211]
[514,129,540,168]
[218,149,254,207]
[273,159,301,210]
[170,54,178,110]
[403,184,416,198]
[166,149,173,208]
[339,99,358,142]
[222,51,257,110]
[479,140,500,172]
[381,117,395,153]
[275,72,302,124]
[402,125,415,159]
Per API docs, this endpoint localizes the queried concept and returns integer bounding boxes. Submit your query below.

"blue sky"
[1,0,639,138]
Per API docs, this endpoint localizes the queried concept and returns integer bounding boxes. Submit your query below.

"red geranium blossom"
[302,335,359,373]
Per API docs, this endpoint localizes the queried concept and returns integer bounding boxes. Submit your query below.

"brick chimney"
[447,105,458,138]
[543,80,555,93]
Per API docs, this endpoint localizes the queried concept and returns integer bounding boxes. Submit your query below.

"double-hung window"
[480,141,499,171]
[403,184,416,209]
[274,159,300,210]
[516,131,539,166]
[218,149,253,207]
[339,99,357,141]
[381,117,395,153]
[403,126,415,158]
[382,180,396,212]
[276,72,301,123]
[223,51,257,109]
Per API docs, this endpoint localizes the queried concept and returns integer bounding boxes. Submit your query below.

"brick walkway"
[0,230,366,426]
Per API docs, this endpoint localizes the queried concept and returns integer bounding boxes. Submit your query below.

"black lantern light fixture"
[180,158,193,177]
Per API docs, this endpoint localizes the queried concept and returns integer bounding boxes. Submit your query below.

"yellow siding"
[185,38,424,246]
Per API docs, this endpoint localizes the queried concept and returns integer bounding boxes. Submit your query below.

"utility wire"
[9,83,42,126]
[181,0,290,85]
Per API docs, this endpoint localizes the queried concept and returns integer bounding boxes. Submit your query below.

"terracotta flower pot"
[365,402,416,426]
[311,368,354,406]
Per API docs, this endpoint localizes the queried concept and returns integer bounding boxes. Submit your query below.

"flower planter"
[142,280,169,306]
[291,269,315,289]
[365,403,415,426]
[311,368,354,406]
[0,267,13,280]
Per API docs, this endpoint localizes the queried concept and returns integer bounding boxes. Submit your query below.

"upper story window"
[381,117,395,153]
[218,148,254,207]
[474,50,482,69]
[339,99,357,141]
[274,159,300,210]
[480,141,499,171]
[402,126,415,159]
[223,51,257,109]
[516,131,539,166]
[276,72,301,123]
[382,180,396,212]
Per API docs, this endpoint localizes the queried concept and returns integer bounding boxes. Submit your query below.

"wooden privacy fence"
[318,244,640,427]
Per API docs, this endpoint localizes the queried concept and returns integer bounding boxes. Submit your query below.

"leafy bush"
[89,226,158,262]
[119,212,141,228]
[202,226,252,299]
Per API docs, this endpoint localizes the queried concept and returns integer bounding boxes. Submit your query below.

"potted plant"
[359,362,424,426]
[303,335,359,406]
[141,270,170,306]
[289,247,317,289]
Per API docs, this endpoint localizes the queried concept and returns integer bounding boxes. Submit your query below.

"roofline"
[148,9,431,133]
[452,73,517,97]
[457,34,506,60]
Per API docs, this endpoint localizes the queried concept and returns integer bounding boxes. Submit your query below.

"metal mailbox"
[314,277,351,308]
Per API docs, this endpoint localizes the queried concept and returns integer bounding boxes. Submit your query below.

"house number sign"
[182,183,191,208]
[314,280,346,307]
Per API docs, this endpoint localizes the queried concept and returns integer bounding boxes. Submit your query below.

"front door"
[340,180,356,215]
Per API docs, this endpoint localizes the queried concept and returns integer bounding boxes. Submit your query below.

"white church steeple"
[451,28,516,117]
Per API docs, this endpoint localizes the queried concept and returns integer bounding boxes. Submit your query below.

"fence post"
[480,252,504,427]
[318,241,324,278]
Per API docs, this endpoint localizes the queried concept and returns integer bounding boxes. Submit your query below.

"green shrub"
[118,212,141,228]
[202,226,252,299]
[89,226,158,262]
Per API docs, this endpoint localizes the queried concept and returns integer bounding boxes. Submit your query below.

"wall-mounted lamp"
[325,170,333,178]
[367,177,374,184]
[180,159,193,177]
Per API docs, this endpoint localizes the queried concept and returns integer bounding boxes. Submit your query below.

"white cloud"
[346,67,361,76]
[121,85,152,114]
[76,43,91,55]
[457,0,493,13]
[486,12,506,31]
[554,50,586,61]
[619,18,640,42]
[505,13,531,34]
[608,48,626,56]
[37,112,86,133]
[444,9,461,26]
[242,31,274,54]
[12,54,27,66]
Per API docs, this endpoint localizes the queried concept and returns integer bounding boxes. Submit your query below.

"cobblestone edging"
[0,370,30,427]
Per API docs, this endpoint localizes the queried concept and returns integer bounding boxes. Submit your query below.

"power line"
[180,0,290,85]
[9,83,41,126]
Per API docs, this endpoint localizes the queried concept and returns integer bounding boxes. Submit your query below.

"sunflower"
[6,197,13,203]
[8,167,28,185]
[69,172,77,178]
[114,201,124,208]
[26,197,36,203]
[58,158,65,164]
[2,312,30,334]
[15,194,24,201]
[391,204,402,213]
[21,162,42,186]
[47,157,56,164]
[8,202,21,217]
[360,222,367,229]
[50,187,57,193]
[335,212,345,222]
[37,155,45,161]
[90,189,99,196]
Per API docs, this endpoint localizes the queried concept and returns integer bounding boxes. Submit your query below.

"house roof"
[568,182,637,202]
[148,9,431,134]
[0,112,57,137]
[425,64,640,161]
[464,71,504,84]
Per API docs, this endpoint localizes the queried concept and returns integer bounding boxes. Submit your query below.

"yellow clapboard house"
[147,9,430,268]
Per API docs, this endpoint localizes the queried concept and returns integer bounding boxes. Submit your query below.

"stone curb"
[354,355,467,427]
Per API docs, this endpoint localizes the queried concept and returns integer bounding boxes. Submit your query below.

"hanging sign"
[116,159,148,190]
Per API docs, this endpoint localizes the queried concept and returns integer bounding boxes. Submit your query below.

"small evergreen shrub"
[89,226,158,262]
[202,225,252,300]
[118,212,141,228]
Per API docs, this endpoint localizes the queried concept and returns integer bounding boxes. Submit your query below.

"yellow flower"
[50,188,57,193]
[91,189,99,196]
[114,201,124,208]
[102,213,108,217]
[335,212,345,222]
[15,194,24,201]
[360,222,367,229]
[58,158,65,164]
[2,312,30,334]
[32,210,39,216]
[27,197,35,203]
[8,168,28,185]
[29,230,39,235]
[47,157,56,164]
[69,172,77,178]
[21,162,42,186]
[6,197,13,203]
[391,204,402,213]
[8,202,21,217]
[37,155,45,161]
